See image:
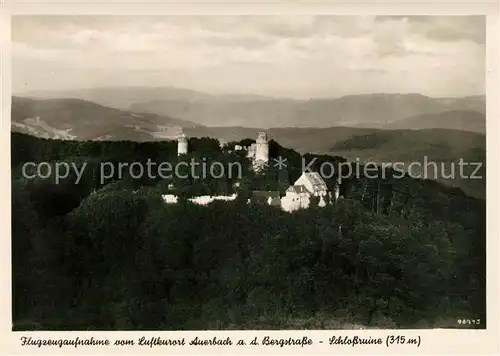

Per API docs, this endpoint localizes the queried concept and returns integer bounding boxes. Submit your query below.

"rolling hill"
[20,86,486,129]
[383,110,485,133]
[11,96,201,141]
[11,95,383,151]
[330,129,486,199]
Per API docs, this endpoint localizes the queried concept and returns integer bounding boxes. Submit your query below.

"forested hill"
[329,129,486,199]
[11,132,485,330]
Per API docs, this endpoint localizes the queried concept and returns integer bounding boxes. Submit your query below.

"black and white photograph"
[10,14,487,332]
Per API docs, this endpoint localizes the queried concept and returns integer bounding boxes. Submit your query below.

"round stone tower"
[177,129,188,156]
[255,132,269,163]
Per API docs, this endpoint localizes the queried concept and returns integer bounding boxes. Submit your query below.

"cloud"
[375,15,485,44]
[11,15,485,98]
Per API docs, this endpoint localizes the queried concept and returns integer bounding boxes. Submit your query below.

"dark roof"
[252,190,281,198]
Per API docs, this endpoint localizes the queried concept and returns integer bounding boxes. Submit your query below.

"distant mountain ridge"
[130,93,486,129]
[19,86,485,130]
[19,86,283,108]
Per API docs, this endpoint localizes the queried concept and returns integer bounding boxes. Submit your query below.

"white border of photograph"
[1,1,498,355]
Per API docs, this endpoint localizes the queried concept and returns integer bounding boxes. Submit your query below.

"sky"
[12,15,486,99]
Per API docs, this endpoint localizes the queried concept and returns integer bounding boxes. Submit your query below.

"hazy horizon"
[13,15,485,100]
[13,85,486,101]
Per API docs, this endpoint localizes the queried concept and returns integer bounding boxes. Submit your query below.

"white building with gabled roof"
[281,172,332,212]
[293,172,329,196]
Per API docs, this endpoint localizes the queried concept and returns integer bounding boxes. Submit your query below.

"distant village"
[163,130,341,213]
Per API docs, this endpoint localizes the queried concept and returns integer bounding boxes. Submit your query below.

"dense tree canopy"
[11,132,486,330]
